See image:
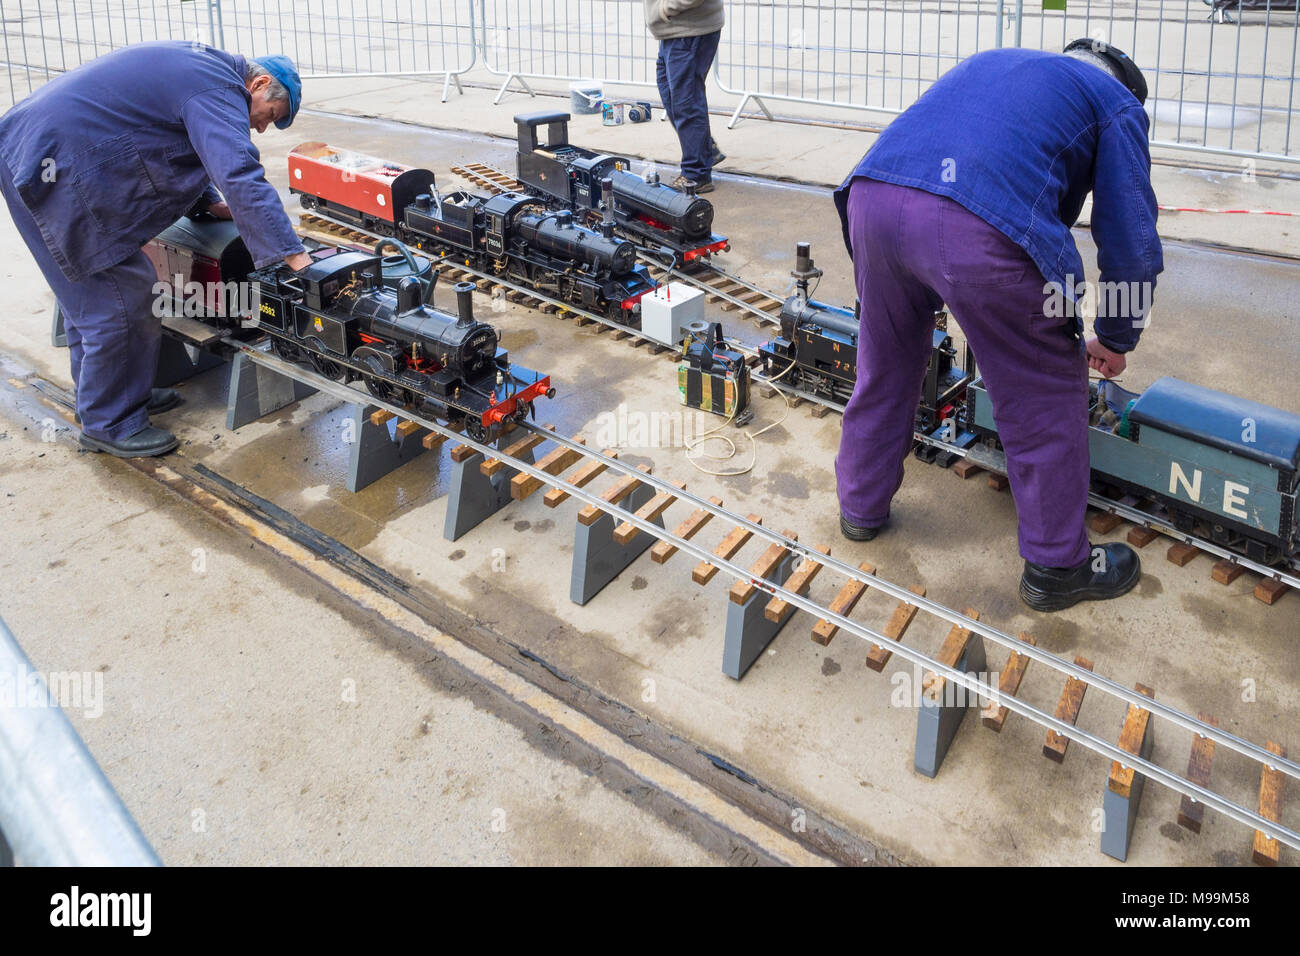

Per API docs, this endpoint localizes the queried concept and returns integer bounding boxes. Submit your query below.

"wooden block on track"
[811,562,877,646]
[865,585,926,672]
[577,464,651,526]
[1127,526,1161,548]
[981,631,1038,732]
[952,459,983,480]
[1252,741,1287,866]
[614,480,686,546]
[543,450,617,508]
[1044,656,1094,763]
[1088,510,1124,534]
[693,514,762,585]
[450,444,477,463]
[651,497,722,564]
[512,436,586,500]
[1254,578,1290,605]
[1108,684,1156,800]
[765,545,830,623]
[1177,712,1219,834]
[922,609,981,702]
[1211,559,1246,585]
[987,473,1009,491]
[730,531,798,605]
[1166,542,1201,567]
[481,425,552,478]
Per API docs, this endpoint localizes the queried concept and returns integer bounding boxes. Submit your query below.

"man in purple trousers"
[832,41,1163,611]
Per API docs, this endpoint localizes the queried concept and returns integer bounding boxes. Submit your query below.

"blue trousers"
[1,173,160,441]
[837,179,1092,568]
[656,31,720,182]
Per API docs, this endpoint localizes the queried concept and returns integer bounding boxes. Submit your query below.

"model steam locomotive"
[759,242,973,440]
[289,142,656,323]
[249,248,552,441]
[761,243,1299,565]
[513,111,729,264]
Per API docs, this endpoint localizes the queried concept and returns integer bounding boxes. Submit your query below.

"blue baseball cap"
[253,54,302,129]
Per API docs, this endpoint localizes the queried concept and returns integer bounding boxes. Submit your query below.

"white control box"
[639,282,705,347]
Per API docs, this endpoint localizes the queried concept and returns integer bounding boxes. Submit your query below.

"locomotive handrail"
[224,342,1300,850]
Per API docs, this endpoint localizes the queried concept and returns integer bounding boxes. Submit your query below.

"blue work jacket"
[0,41,303,282]
[835,48,1163,353]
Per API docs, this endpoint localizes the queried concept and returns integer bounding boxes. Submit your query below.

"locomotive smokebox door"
[679,322,752,425]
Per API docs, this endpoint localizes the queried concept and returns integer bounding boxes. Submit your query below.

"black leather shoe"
[76,388,182,424]
[840,514,882,542]
[1019,542,1141,612]
[711,140,726,167]
[79,425,179,458]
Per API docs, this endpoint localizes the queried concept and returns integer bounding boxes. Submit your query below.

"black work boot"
[76,388,182,424]
[840,514,883,542]
[1019,542,1141,612]
[79,425,179,459]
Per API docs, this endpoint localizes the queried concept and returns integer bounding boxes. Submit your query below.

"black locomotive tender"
[513,110,730,264]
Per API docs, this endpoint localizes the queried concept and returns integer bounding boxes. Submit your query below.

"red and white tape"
[1157,205,1298,216]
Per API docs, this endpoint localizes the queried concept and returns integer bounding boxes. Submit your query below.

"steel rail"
[222,341,1300,850]
[294,218,1300,780]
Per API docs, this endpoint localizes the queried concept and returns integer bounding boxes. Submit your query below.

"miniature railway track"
[296,210,1300,607]
[217,342,1300,863]
[449,162,786,325]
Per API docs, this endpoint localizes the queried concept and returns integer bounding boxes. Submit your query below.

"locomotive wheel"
[270,336,306,365]
[309,352,350,382]
[465,420,490,443]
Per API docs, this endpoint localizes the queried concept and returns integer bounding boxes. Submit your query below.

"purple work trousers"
[836,178,1092,568]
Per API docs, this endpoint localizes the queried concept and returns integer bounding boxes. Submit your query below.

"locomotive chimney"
[795,242,812,274]
[454,280,475,326]
[600,177,616,238]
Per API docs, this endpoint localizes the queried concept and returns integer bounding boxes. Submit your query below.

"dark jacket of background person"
[0,41,304,283]
[644,0,725,40]
[834,48,1162,354]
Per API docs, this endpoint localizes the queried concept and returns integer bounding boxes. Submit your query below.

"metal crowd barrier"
[0,616,160,866]
[478,0,657,103]
[712,0,1300,163]
[1,2,1296,161]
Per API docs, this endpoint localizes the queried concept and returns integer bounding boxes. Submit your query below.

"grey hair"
[245,61,289,101]
[1064,48,1122,84]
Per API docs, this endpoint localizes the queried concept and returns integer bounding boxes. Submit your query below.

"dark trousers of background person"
[655,30,721,183]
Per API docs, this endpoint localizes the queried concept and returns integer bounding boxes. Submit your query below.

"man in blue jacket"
[833,41,1163,611]
[0,42,312,457]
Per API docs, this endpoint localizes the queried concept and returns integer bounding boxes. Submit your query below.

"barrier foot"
[347,404,432,493]
[444,441,535,541]
[570,483,659,606]
[155,334,226,387]
[494,72,536,105]
[441,71,464,103]
[51,302,67,348]
[1101,686,1156,862]
[225,351,317,430]
[727,92,774,129]
[722,550,797,680]
[914,633,986,778]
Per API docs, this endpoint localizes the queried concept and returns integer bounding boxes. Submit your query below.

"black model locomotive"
[249,248,552,441]
[759,242,973,440]
[289,142,656,324]
[513,111,729,264]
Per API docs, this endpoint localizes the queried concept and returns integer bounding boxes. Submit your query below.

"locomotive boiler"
[513,111,729,263]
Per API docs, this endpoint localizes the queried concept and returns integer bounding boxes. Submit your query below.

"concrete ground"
[1,83,1297,866]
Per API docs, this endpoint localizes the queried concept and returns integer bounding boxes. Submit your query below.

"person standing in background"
[644,0,726,194]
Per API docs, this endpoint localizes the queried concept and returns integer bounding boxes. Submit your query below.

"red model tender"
[289,142,433,236]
